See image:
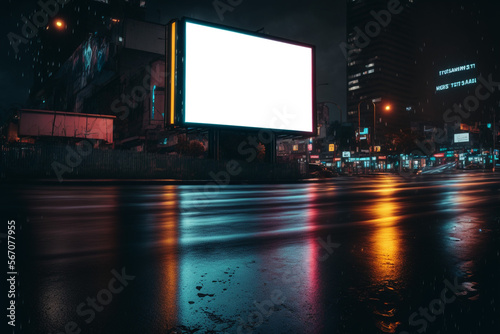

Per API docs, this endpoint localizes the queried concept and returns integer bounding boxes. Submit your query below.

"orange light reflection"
[158,186,179,329]
[366,180,403,333]
[367,181,403,283]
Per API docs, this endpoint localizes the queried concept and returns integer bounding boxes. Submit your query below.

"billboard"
[435,63,477,92]
[174,19,315,133]
[454,133,469,143]
[19,110,115,143]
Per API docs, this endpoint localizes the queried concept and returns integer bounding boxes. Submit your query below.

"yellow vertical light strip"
[169,21,176,125]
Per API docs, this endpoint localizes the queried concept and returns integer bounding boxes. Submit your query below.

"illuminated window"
[366,63,374,68]
[348,85,360,91]
[348,79,358,86]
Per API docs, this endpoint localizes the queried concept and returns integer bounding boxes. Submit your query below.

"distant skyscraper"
[345,0,417,143]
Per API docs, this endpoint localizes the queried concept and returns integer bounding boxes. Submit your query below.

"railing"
[0,144,301,181]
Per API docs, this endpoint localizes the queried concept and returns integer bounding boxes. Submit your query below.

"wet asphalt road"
[2,172,500,334]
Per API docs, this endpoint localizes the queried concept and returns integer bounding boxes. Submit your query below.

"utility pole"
[493,109,496,172]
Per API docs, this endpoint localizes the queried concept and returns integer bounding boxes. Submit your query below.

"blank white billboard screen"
[454,133,469,143]
[184,21,314,132]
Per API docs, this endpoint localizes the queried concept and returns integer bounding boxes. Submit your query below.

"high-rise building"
[30,0,147,101]
[345,0,417,146]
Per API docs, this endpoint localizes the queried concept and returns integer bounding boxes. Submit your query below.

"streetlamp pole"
[358,103,361,133]
[357,100,376,171]
[357,100,376,141]
[372,103,376,171]
[493,109,496,172]
[373,103,376,149]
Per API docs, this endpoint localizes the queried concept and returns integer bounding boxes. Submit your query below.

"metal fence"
[0,144,301,181]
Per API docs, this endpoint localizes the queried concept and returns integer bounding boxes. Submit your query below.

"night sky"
[0,0,346,122]
[1,0,499,123]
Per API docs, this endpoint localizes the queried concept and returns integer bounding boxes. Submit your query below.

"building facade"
[345,0,417,148]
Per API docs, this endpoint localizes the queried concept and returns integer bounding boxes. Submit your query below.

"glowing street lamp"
[357,101,391,141]
[54,19,66,30]
[357,100,392,171]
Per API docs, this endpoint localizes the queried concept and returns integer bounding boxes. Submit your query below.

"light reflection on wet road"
[2,173,500,333]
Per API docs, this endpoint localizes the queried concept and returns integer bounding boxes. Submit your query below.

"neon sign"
[436,78,477,91]
[439,63,475,76]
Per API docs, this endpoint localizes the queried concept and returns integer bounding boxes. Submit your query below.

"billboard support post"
[208,129,220,161]
[270,133,276,165]
[493,108,496,172]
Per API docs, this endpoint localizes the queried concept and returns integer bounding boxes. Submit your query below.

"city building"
[28,16,168,151]
[345,0,417,148]
[30,0,147,100]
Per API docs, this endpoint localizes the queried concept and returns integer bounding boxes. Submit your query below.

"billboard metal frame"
[168,17,316,136]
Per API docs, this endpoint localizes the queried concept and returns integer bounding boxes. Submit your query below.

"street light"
[357,100,391,171]
[53,19,66,31]
[493,107,497,172]
[357,100,391,145]
[357,100,375,137]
